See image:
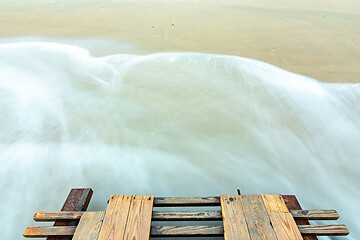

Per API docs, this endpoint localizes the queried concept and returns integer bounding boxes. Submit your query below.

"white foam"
[0,42,359,239]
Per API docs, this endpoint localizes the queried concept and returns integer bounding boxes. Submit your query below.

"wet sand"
[1,0,359,82]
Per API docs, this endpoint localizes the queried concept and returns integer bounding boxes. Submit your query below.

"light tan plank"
[269,212,303,240]
[262,194,302,240]
[241,195,278,240]
[123,195,154,240]
[98,195,133,240]
[220,195,250,240]
[73,211,105,240]
[261,194,289,213]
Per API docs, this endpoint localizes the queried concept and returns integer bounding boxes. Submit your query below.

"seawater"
[0,42,359,239]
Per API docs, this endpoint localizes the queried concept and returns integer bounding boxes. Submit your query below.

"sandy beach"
[1,0,359,83]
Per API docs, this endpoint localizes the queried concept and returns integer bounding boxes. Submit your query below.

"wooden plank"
[241,195,278,239]
[72,211,105,240]
[261,194,289,212]
[34,211,83,222]
[153,210,222,221]
[33,209,338,222]
[268,212,303,240]
[262,194,302,240]
[290,210,339,220]
[220,195,250,240]
[154,197,220,206]
[23,226,76,238]
[47,188,93,240]
[298,225,349,236]
[150,225,223,237]
[97,195,132,240]
[123,195,154,240]
[282,195,318,240]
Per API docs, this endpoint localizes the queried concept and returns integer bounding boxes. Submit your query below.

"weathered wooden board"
[220,195,250,240]
[290,210,339,220]
[34,211,84,221]
[150,225,223,237]
[47,188,93,240]
[23,226,76,238]
[152,210,222,221]
[97,195,132,240]
[241,195,278,239]
[282,195,318,240]
[122,195,154,240]
[33,209,338,222]
[72,211,105,240]
[262,194,302,240]
[154,197,220,206]
[298,225,349,236]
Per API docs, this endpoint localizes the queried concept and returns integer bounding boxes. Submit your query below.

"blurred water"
[0,42,359,239]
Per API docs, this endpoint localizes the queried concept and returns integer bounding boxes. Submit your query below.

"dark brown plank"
[290,210,339,220]
[153,197,220,207]
[47,188,93,240]
[152,210,222,221]
[23,226,76,238]
[298,225,349,236]
[150,225,223,237]
[282,195,318,240]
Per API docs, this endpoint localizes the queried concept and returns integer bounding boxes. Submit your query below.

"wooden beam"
[153,197,220,207]
[150,225,223,237]
[47,188,93,240]
[23,224,350,238]
[33,209,339,222]
[298,225,349,236]
[290,210,339,220]
[23,226,76,238]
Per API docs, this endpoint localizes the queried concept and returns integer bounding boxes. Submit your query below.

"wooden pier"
[23,188,349,239]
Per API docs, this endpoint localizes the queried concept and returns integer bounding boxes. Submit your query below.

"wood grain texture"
[290,210,339,220]
[268,212,303,240]
[97,195,132,240]
[72,211,105,240]
[154,197,220,206]
[241,195,278,240]
[23,226,76,238]
[150,225,223,237]
[34,211,84,222]
[220,195,250,240]
[33,209,338,222]
[47,188,92,240]
[262,194,302,240]
[298,225,349,236]
[282,195,318,240]
[153,210,222,221]
[261,194,289,213]
[123,195,154,240]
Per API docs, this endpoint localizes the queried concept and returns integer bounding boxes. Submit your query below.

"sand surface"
[0,0,359,82]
